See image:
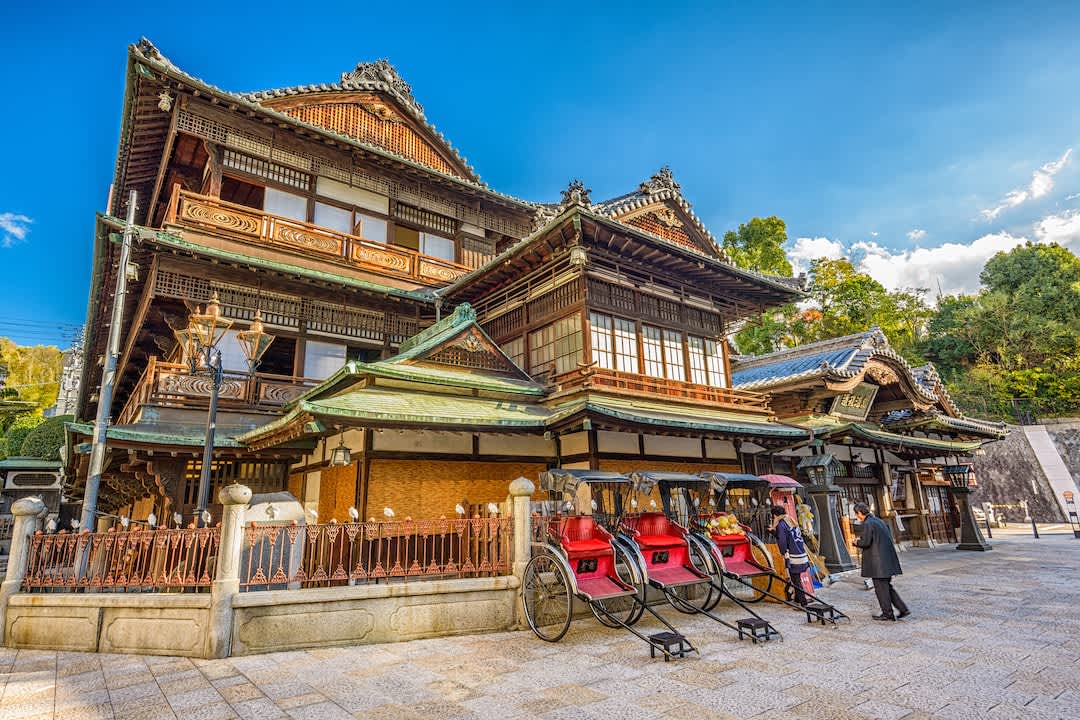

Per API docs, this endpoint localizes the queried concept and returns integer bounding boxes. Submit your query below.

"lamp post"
[176,296,274,527]
[945,463,992,551]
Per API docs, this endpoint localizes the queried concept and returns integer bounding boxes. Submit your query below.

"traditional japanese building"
[732,328,1007,555]
[68,40,809,526]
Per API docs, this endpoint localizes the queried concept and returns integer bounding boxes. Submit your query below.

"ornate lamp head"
[188,293,233,350]
[237,310,275,373]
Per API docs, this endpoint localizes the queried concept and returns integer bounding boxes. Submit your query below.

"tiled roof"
[731,328,928,394]
[129,39,533,209]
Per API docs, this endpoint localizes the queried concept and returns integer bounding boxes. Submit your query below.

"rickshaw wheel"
[522,554,572,642]
[666,540,716,614]
[590,542,646,627]
[743,535,776,603]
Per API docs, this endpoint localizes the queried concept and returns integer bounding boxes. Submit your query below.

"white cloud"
[870,231,879,237]
[0,213,32,248]
[981,148,1073,221]
[788,236,845,274]
[1034,209,1080,249]
[906,228,927,242]
[854,233,1029,297]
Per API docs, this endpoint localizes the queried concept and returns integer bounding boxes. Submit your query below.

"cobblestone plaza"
[0,527,1076,720]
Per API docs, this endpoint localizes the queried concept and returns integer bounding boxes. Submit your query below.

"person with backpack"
[770,505,811,606]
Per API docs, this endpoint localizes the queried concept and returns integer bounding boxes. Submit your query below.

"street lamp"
[176,295,274,527]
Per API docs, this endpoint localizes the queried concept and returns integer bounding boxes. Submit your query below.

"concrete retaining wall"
[230,576,519,655]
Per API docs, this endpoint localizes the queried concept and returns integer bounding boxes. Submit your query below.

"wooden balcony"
[117,357,318,425]
[553,367,773,414]
[164,187,471,286]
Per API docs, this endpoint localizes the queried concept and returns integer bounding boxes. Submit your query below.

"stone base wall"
[5,594,211,657]
[230,576,518,656]
[970,425,1067,522]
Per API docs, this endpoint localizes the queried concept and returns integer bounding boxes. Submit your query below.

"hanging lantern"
[329,432,351,467]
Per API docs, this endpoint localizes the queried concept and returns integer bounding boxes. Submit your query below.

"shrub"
[19,415,73,461]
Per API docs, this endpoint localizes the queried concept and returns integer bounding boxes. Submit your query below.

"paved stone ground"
[1,526,1078,720]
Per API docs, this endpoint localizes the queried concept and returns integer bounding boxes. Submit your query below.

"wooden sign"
[829,382,878,421]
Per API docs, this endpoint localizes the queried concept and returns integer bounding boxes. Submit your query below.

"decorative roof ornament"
[531,205,559,232]
[560,179,593,208]
[639,166,681,195]
[341,59,424,117]
[157,91,173,112]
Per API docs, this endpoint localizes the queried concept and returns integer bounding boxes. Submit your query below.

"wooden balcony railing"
[554,367,772,413]
[117,357,318,425]
[164,186,471,286]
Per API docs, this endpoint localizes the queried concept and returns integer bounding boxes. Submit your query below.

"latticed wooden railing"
[117,357,317,424]
[22,527,220,593]
[555,368,772,412]
[164,187,471,286]
[240,517,513,590]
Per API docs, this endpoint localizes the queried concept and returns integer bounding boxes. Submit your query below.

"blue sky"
[3,1,1080,347]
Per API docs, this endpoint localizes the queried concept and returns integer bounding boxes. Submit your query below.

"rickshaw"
[646,471,849,627]
[520,469,697,659]
[620,471,782,643]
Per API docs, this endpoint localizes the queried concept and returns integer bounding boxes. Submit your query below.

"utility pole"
[80,191,137,530]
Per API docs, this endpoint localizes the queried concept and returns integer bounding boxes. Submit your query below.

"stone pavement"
[0,527,1078,720]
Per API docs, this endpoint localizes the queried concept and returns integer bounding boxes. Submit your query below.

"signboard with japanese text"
[829,382,879,421]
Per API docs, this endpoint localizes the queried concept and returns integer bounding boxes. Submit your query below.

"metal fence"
[240,517,513,590]
[21,527,220,592]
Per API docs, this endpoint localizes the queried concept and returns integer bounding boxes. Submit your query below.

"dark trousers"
[788,565,809,605]
[872,577,909,618]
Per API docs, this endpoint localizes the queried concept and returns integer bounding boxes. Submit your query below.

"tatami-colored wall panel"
[366,460,546,518]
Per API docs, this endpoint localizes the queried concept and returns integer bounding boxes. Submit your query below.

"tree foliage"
[920,243,1080,418]
[721,216,794,277]
[1,414,45,459]
[0,339,63,412]
[19,415,72,461]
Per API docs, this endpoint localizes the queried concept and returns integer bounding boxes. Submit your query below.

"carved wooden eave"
[244,412,316,452]
[820,359,935,412]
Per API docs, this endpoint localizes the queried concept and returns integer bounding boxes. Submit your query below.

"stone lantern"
[796,453,856,571]
[943,464,992,551]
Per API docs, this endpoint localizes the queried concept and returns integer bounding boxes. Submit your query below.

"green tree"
[721,216,794,277]
[0,339,63,412]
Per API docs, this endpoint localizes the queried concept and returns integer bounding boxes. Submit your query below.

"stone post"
[207,483,250,659]
[0,497,46,643]
[509,476,535,629]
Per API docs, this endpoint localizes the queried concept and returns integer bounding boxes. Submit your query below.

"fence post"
[207,483,250,659]
[509,477,534,629]
[0,497,46,644]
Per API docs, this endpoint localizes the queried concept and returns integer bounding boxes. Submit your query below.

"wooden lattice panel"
[283,103,461,177]
[624,212,699,252]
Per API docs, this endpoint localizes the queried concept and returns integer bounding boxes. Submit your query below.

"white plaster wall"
[478,434,554,457]
[560,432,590,457]
[374,431,472,454]
[642,435,701,458]
[705,439,738,460]
[597,431,639,454]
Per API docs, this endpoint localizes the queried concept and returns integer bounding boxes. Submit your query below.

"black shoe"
[872,614,896,621]
[897,610,911,619]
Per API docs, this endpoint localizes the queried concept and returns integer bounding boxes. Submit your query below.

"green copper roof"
[355,362,545,396]
[788,416,982,453]
[0,458,62,470]
[67,421,241,448]
[548,395,807,439]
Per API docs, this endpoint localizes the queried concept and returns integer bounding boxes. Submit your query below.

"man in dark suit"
[852,502,910,621]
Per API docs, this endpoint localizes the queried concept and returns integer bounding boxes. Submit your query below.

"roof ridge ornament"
[640,166,681,196]
[560,179,593,208]
[340,59,424,117]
